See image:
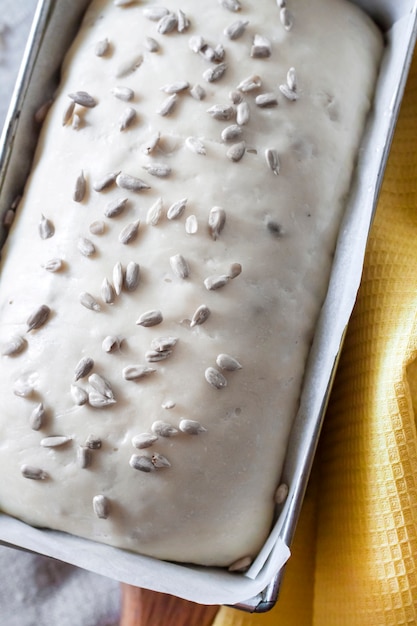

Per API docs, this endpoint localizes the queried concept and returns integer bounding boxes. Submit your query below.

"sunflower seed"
[68,91,97,108]
[161,80,189,94]
[14,378,34,398]
[95,38,110,57]
[141,131,161,155]
[204,274,230,290]
[214,43,226,63]
[111,86,135,101]
[167,197,187,220]
[215,44,226,62]
[129,454,155,472]
[265,148,280,175]
[203,63,227,83]
[208,206,226,239]
[143,6,169,20]
[255,93,278,107]
[286,67,297,91]
[275,482,289,504]
[177,9,190,32]
[224,19,249,39]
[185,214,198,234]
[157,93,178,116]
[40,435,71,448]
[104,197,128,219]
[207,104,235,121]
[12,378,31,401]
[72,113,81,130]
[145,349,172,362]
[220,125,241,144]
[152,453,171,468]
[1,334,26,356]
[190,304,211,327]
[226,141,246,162]
[218,0,241,11]
[251,34,272,58]
[123,365,156,381]
[27,305,50,332]
[29,402,45,430]
[93,495,109,519]
[228,556,252,572]
[216,353,242,371]
[74,356,94,381]
[71,384,88,406]
[132,433,158,449]
[229,90,243,104]
[89,391,116,408]
[170,254,189,279]
[199,44,217,63]
[79,292,101,312]
[236,101,250,125]
[86,223,103,239]
[151,421,178,437]
[119,219,140,244]
[279,83,299,101]
[89,373,115,400]
[124,261,140,291]
[229,262,242,278]
[162,400,176,409]
[142,163,171,177]
[101,278,116,304]
[78,445,92,469]
[189,35,205,53]
[73,170,87,202]
[205,366,227,389]
[119,106,137,130]
[237,74,262,93]
[86,434,102,449]
[93,171,120,191]
[21,465,48,481]
[179,419,207,435]
[145,36,160,52]
[113,262,124,295]
[280,7,293,31]
[116,54,143,78]
[151,336,178,352]
[185,136,206,155]
[13,380,33,400]
[157,12,178,34]
[116,173,150,192]
[146,197,163,225]
[62,100,75,125]
[39,214,54,239]
[136,310,163,327]
[102,335,121,353]
[190,84,206,100]
[78,237,95,257]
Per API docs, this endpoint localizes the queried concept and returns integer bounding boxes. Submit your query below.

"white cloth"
[0,1,121,623]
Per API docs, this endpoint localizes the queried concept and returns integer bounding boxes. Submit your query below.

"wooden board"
[120,585,221,626]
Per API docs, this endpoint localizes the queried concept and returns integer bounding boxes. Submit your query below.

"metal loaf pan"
[0,0,416,613]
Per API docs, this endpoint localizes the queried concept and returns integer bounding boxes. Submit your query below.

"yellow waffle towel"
[211,47,417,626]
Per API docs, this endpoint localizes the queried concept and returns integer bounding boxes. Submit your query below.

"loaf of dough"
[0,0,382,567]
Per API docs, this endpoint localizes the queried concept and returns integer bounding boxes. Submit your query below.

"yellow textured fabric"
[212,47,417,626]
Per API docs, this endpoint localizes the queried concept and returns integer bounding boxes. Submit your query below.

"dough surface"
[0,0,382,567]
